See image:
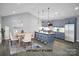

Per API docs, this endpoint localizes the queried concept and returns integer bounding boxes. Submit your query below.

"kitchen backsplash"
[39,27,65,33]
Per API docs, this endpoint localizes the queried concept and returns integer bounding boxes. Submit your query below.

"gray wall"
[0,17,1,31]
[0,17,2,43]
[77,17,79,42]
[2,13,41,34]
[0,17,1,25]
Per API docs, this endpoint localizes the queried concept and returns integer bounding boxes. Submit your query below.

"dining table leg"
[18,38,21,46]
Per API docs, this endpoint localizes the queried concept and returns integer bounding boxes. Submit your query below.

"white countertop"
[36,31,55,34]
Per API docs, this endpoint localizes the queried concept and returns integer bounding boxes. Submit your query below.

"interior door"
[5,26,10,40]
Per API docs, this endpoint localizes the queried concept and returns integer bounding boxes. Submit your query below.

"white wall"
[77,16,79,42]
[2,12,41,34]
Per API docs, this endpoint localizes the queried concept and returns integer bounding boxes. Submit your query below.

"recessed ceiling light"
[12,11,16,14]
[75,7,79,10]
[55,12,58,15]
[21,23,23,26]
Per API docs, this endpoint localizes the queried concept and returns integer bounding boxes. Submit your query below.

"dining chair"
[21,33,32,48]
[10,33,18,46]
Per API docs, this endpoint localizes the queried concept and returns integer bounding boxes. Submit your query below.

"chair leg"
[11,41,12,46]
[21,42,24,48]
[16,40,19,45]
[22,42,27,48]
[22,42,32,49]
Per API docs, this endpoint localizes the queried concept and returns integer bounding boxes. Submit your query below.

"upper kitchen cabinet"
[42,20,65,27]
[42,17,76,27]
[65,17,76,24]
[53,20,65,27]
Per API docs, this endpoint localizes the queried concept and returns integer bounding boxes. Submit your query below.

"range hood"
[48,23,53,26]
[48,22,53,26]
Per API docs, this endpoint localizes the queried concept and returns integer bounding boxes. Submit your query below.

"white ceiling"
[0,3,79,20]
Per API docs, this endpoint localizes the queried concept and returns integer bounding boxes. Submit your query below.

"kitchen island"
[35,32,55,44]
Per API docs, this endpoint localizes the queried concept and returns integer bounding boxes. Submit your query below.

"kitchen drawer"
[55,32,65,39]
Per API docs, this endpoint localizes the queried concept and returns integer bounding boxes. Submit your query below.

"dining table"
[15,32,25,46]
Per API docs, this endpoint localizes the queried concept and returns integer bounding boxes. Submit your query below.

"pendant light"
[41,9,44,28]
[47,7,53,26]
[38,9,39,24]
[42,9,44,21]
[48,7,50,26]
[48,7,50,20]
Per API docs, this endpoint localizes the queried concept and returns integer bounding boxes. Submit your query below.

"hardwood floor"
[15,39,78,56]
[0,39,79,56]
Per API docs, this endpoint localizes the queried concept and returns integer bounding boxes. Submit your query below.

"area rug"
[9,43,42,55]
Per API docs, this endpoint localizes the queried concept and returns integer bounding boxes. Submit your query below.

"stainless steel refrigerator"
[65,24,75,42]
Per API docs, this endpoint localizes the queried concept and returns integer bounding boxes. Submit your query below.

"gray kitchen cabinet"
[53,20,65,27]
[65,17,76,24]
[41,17,76,41]
[35,32,55,44]
[55,32,65,40]
[42,20,65,27]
